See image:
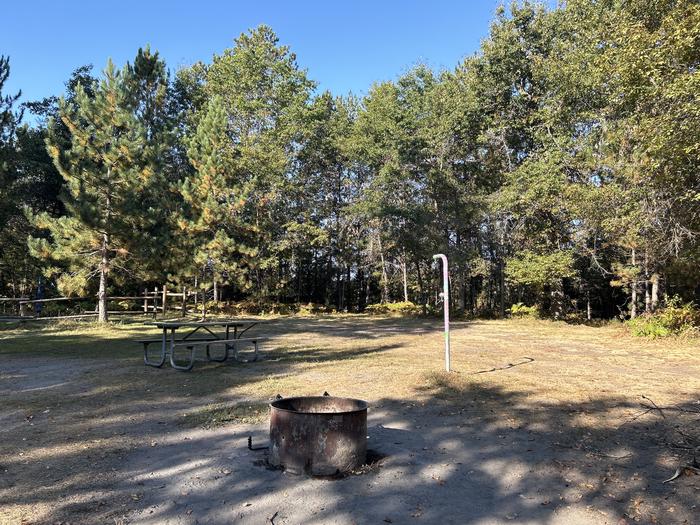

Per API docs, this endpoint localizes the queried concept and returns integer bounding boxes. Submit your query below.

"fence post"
[181,286,187,317]
[162,285,167,314]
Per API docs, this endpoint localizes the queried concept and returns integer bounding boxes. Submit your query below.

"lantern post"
[433,254,450,372]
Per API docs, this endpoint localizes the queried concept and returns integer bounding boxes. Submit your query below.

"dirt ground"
[0,316,698,524]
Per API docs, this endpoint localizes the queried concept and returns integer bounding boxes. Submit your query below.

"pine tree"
[0,55,25,295]
[177,96,258,310]
[203,26,316,298]
[29,51,173,322]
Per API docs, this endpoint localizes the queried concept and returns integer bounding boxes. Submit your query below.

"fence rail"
[1,286,200,320]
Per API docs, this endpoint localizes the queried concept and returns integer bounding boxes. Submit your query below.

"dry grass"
[1,315,698,524]
[180,401,269,428]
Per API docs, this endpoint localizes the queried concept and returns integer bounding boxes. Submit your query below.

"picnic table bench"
[139,319,268,371]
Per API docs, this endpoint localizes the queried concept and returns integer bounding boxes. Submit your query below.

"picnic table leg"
[143,327,167,367]
[170,344,196,371]
[222,325,237,361]
[143,341,166,367]
[205,340,228,362]
[168,328,177,367]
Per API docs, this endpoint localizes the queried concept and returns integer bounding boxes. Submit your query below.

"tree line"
[0,0,698,322]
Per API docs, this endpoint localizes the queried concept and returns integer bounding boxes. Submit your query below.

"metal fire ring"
[268,396,368,476]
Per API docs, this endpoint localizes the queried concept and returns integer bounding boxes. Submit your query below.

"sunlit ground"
[1,316,698,524]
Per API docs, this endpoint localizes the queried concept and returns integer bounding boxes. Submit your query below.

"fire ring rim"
[269,395,368,416]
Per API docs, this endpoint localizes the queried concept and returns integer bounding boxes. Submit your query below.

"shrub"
[508,302,540,318]
[365,301,421,316]
[225,300,295,315]
[203,300,337,317]
[628,296,700,338]
[298,302,329,315]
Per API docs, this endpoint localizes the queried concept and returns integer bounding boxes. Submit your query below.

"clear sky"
[3,1,504,105]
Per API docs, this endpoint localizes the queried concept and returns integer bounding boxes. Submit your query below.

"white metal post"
[433,254,450,372]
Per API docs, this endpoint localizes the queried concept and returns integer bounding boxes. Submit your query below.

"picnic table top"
[147,319,267,329]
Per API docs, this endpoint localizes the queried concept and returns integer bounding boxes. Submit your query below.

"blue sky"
[3,1,504,105]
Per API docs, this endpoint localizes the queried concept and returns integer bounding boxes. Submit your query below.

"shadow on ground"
[0,317,698,524]
[118,380,699,525]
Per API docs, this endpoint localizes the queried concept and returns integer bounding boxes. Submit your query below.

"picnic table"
[139,319,268,371]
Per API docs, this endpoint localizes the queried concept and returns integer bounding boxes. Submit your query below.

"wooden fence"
[0,285,199,321]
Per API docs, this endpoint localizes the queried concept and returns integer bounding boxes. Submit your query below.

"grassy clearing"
[1,315,698,524]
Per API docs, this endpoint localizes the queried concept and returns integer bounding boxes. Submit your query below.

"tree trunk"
[459,273,467,312]
[630,248,638,319]
[346,265,352,311]
[586,291,592,321]
[213,279,218,303]
[415,259,426,314]
[379,244,389,303]
[336,267,342,310]
[364,268,372,308]
[650,273,660,312]
[401,255,409,302]
[550,280,566,320]
[499,261,506,318]
[325,256,333,306]
[644,250,651,313]
[644,282,651,313]
[97,233,109,323]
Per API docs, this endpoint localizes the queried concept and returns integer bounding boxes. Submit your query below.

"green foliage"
[0,55,21,159]
[628,316,671,339]
[200,300,334,316]
[505,250,576,289]
[508,302,540,319]
[177,95,257,290]
[2,4,699,319]
[28,49,177,319]
[365,301,421,316]
[0,55,32,295]
[628,296,700,338]
[174,26,317,303]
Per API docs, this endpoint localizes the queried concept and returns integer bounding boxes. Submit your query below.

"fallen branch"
[474,357,534,374]
[617,407,655,429]
[552,441,633,460]
[662,464,700,484]
[640,395,700,416]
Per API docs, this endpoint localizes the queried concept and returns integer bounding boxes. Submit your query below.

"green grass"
[0,319,160,358]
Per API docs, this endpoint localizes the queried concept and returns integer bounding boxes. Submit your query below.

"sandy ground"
[0,316,698,524]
